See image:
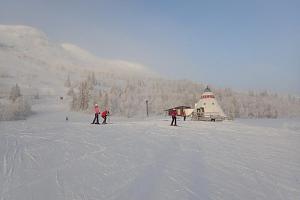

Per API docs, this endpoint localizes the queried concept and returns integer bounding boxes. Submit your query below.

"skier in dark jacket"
[171,109,177,126]
[91,104,100,124]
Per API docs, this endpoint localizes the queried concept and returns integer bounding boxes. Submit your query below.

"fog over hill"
[0,25,300,120]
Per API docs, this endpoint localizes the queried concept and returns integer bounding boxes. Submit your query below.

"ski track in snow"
[0,100,300,200]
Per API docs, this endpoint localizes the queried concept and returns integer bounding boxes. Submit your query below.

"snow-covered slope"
[0,25,155,96]
[61,43,154,75]
[0,99,299,200]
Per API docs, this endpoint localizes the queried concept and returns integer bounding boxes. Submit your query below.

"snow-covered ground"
[0,99,299,200]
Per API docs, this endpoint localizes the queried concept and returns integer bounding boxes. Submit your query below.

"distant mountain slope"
[61,43,156,76]
[1,25,299,119]
[0,25,156,96]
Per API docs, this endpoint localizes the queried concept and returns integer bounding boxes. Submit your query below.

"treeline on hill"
[67,72,300,118]
[0,84,32,121]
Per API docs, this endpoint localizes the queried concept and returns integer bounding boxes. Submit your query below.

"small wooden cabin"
[165,106,191,116]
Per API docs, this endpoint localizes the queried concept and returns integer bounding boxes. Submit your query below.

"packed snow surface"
[0,99,299,200]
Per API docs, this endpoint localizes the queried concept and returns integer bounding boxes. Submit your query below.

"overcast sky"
[1,0,299,94]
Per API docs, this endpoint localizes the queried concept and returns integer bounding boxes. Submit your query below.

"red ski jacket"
[171,110,177,117]
[94,106,100,114]
[101,110,108,118]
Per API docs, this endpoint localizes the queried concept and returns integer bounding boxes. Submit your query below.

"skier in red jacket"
[101,109,108,124]
[91,104,100,124]
[171,109,177,126]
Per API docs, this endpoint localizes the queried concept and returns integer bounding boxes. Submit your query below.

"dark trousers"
[171,116,177,126]
[102,116,107,124]
[92,113,99,124]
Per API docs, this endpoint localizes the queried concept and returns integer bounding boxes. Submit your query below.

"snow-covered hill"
[1,25,299,120]
[0,99,299,200]
[61,43,152,74]
[0,25,156,96]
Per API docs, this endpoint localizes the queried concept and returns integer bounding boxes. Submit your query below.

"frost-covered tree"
[34,91,40,99]
[91,72,96,85]
[102,92,109,109]
[64,74,71,87]
[87,72,97,88]
[9,84,21,102]
[0,97,31,121]
[67,87,75,96]
[78,81,89,110]
[71,93,78,111]
[69,76,300,118]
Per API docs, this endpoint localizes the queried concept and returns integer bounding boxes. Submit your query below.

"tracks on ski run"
[0,103,300,200]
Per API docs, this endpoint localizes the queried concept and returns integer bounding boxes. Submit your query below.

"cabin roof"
[164,106,191,111]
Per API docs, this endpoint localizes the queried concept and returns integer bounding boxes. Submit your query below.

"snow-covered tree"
[64,74,71,87]
[71,93,78,111]
[78,81,89,110]
[0,97,31,121]
[69,76,300,118]
[9,84,21,102]
[67,87,75,96]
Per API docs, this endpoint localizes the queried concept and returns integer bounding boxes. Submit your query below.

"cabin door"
[197,107,205,113]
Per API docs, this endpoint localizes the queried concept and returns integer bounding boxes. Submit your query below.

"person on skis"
[101,109,108,124]
[91,104,100,124]
[171,109,177,126]
[183,110,186,121]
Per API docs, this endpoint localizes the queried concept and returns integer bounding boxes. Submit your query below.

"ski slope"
[0,99,300,200]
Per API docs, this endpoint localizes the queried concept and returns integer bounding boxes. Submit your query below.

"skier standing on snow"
[171,109,177,126]
[101,109,108,124]
[91,104,100,124]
